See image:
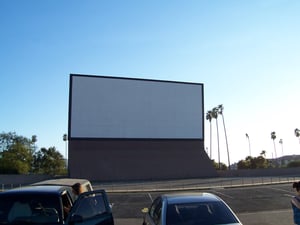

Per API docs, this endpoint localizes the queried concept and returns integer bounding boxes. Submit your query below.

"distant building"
[67,74,217,181]
[272,155,300,167]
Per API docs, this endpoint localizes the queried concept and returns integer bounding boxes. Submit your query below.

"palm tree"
[63,133,68,172]
[279,139,283,167]
[31,135,37,173]
[206,110,213,158]
[271,131,277,159]
[260,150,266,157]
[246,133,251,156]
[295,128,300,144]
[279,139,283,156]
[63,134,68,160]
[212,107,220,169]
[218,104,230,170]
[31,135,37,153]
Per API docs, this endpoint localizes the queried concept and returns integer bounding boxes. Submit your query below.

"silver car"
[142,192,242,225]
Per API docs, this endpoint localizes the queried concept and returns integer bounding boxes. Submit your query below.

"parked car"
[142,192,242,225]
[0,185,114,225]
[32,178,93,201]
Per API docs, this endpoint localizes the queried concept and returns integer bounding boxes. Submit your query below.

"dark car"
[0,185,114,225]
[142,192,242,225]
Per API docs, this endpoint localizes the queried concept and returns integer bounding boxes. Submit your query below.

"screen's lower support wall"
[68,139,217,181]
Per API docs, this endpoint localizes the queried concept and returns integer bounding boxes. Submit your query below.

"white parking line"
[147,193,153,202]
[284,193,294,198]
[211,190,234,199]
[267,186,294,194]
[238,208,291,215]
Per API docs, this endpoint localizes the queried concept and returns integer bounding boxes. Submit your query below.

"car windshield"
[166,201,239,225]
[0,194,61,224]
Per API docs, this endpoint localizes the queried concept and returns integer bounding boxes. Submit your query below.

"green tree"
[287,160,300,168]
[252,155,269,168]
[0,132,33,153]
[211,160,227,170]
[0,132,34,174]
[237,158,251,169]
[32,150,43,173]
[237,154,270,169]
[34,147,67,175]
[0,142,33,174]
[246,156,256,169]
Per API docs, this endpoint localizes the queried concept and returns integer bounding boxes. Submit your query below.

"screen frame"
[68,74,204,140]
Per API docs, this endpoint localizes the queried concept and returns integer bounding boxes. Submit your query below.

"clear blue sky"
[1,0,300,164]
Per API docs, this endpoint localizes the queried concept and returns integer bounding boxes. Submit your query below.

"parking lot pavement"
[114,209,293,225]
[238,209,293,225]
[104,180,297,225]
[95,176,300,193]
[114,218,140,225]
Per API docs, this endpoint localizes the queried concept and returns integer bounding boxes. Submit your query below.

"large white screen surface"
[69,75,204,139]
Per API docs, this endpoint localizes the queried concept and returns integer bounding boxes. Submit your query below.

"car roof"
[162,192,221,204]
[32,178,91,187]
[0,185,69,195]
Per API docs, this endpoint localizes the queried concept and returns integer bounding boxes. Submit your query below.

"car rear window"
[166,201,239,225]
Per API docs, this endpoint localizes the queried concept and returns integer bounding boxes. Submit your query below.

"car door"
[146,197,163,225]
[66,190,114,225]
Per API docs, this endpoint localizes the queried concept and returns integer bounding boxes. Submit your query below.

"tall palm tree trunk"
[209,121,212,158]
[295,128,300,145]
[206,111,213,159]
[215,119,220,169]
[273,140,277,159]
[246,133,251,156]
[271,131,277,167]
[221,114,230,169]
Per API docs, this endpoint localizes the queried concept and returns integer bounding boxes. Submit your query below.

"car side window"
[72,193,107,219]
[0,194,61,224]
[149,198,162,225]
[61,192,72,220]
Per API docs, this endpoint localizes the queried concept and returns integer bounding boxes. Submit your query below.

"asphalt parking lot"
[94,178,299,225]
